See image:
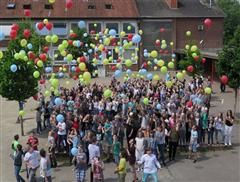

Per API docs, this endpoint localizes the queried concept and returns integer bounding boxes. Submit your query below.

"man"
[39,148,52,182]
[56,119,68,153]
[11,134,20,156]
[138,148,161,182]
[24,145,40,182]
[88,138,100,182]
[36,107,42,134]
[27,131,39,151]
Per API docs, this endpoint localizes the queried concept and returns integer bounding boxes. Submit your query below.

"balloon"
[104,89,112,98]
[56,114,64,122]
[79,62,86,71]
[27,43,33,50]
[37,60,43,67]
[20,39,27,47]
[51,79,59,88]
[157,60,164,67]
[132,34,141,43]
[33,71,40,78]
[23,29,31,38]
[186,101,193,108]
[39,54,47,61]
[114,70,122,78]
[51,34,58,43]
[109,29,117,36]
[49,0,55,3]
[126,69,132,76]
[45,67,52,73]
[204,87,212,94]
[204,18,212,28]
[166,81,173,88]
[66,0,73,9]
[201,58,206,64]
[168,62,174,69]
[66,54,73,62]
[39,79,45,85]
[155,39,160,46]
[44,90,50,97]
[71,147,78,156]
[10,64,17,72]
[153,74,160,81]
[54,98,62,106]
[125,59,132,67]
[120,31,126,37]
[24,9,31,17]
[143,98,149,105]
[83,72,91,82]
[185,44,190,50]
[0,51,3,59]
[10,29,17,40]
[160,66,168,74]
[37,22,44,30]
[220,75,228,85]
[78,20,86,29]
[139,69,147,75]
[187,65,194,73]
[150,50,158,58]
[191,45,198,52]
[147,73,153,80]
[186,31,191,36]
[176,72,184,80]
[0,32,5,41]
[45,35,51,43]
[19,110,26,117]
[160,28,165,33]
[104,38,110,45]
[58,72,64,78]
[156,104,161,110]
[45,22,53,31]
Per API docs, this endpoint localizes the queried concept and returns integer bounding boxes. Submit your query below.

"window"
[88,5,96,9]
[122,22,136,34]
[45,4,53,9]
[123,49,137,63]
[105,4,113,9]
[88,23,101,34]
[53,50,66,64]
[71,23,78,30]
[106,49,118,61]
[23,4,31,9]
[0,24,12,36]
[53,23,67,36]
[105,23,119,34]
[7,3,16,9]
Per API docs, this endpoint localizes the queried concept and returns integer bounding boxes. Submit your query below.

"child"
[115,151,127,182]
[11,134,20,156]
[113,135,121,165]
[92,156,104,182]
[188,125,198,163]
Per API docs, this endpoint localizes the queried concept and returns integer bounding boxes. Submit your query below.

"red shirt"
[72,121,79,131]
[27,136,39,150]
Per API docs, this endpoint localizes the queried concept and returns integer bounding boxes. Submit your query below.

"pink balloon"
[204,18,212,28]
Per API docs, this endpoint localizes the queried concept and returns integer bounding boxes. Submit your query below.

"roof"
[135,0,225,18]
[175,48,222,59]
[0,0,139,19]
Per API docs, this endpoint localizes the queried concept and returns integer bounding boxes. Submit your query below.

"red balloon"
[24,9,31,17]
[43,46,49,53]
[23,29,31,39]
[39,54,47,61]
[194,56,199,61]
[28,51,35,60]
[80,56,86,63]
[75,67,80,73]
[39,79,45,85]
[117,58,122,63]
[204,18,212,28]
[128,34,133,41]
[143,62,147,68]
[32,95,38,101]
[11,23,19,31]
[111,66,116,71]
[160,28,165,33]
[220,75,228,85]
[201,58,206,64]
[73,75,78,80]
[68,40,73,45]
[34,58,39,64]
[69,33,77,38]
[10,29,17,40]
[159,49,163,54]
[37,22,44,30]
[186,101,193,108]
[66,0,73,9]
[45,22,53,31]
[155,40,161,46]
[164,50,169,54]
[187,65,194,73]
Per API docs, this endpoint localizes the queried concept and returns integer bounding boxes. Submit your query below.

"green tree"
[217,0,240,44]
[0,21,47,135]
[216,26,240,116]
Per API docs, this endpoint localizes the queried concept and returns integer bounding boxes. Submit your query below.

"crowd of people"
[10,75,235,182]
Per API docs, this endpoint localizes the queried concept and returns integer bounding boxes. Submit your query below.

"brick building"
[0,0,225,76]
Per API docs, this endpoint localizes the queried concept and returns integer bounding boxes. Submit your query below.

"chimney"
[166,0,178,9]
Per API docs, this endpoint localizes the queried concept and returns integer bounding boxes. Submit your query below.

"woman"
[47,131,57,168]
[67,129,79,165]
[154,125,166,166]
[127,139,137,182]
[214,112,224,145]
[168,125,179,161]
[224,110,234,146]
[135,131,145,171]
[188,125,198,163]
[207,116,215,145]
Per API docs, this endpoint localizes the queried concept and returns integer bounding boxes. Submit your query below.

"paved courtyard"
[0,77,239,182]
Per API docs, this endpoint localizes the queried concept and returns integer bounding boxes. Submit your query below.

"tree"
[0,20,47,135]
[217,0,240,44]
[216,26,240,116]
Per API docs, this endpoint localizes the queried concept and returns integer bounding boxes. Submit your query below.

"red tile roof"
[0,0,139,19]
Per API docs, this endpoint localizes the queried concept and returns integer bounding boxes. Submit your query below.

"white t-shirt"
[24,151,40,169]
[57,122,66,135]
[40,157,52,177]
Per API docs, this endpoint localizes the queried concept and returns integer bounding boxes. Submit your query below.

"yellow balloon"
[154,66,158,70]
[168,62,174,69]
[43,19,48,24]
[204,87,212,94]
[103,59,109,65]
[157,60,165,67]
[45,35,51,43]
[83,71,91,82]
[185,44,190,50]
[153,74,160,81]
[139,30,143,35]
[166,81,173,88]
[49,0,55,4]
[63,68,67,72]
[79,62,86,71]
[20,39,27,47]
[150,50,158,58]
[161,66,168,74]
[191,45,198,52]
[120,31,126,37]
[60,51,67,57]
[125,59,132,67]
[176,72,184,80]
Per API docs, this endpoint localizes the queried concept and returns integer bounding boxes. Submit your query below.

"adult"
[39,148,52,182]
[214,112,224,145]
[11,134,20,156]
[168,125,179,161]
[88,138,100,182]
[188,125,198,163]
[225,110,234,146]
[47,131,57,168]
[154,125,166,166]
[36,107,42,134]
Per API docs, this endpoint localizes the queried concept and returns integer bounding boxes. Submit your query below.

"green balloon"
[125,59,132,67]
[66,54,73,62]
[19,110,26,117]
[51,78,59,88]
[51,34,59,43]
[161,66,168,74]
[104,89,112,98]
[33,71,40,78]
[143,98,149,105]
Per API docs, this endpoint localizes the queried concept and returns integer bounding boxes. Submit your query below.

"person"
[72,145,87,182]
[36,107,42,134]
[43,102,51,129]
[115,151,127,182]
[10,144,25,182]
[92,156,104,182]
[188,125,198,163]
[220,82,226,93]
[103,118,113,162]
[138,147,161,182]
[199,107,208,144]
[207,116,215,145]
[39,148,52,182]
[24,145,40,182]
[11,134,20,156]
[127,139,137,182]
[113,134,121,165]
[225,110,234,146]
[46,131,57,168]
[154,125,166,166]
[56,119,68,153]
[88,137,100,182]
[168,125,179,161]
[214,112,224,145]
[27,131,39,151]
